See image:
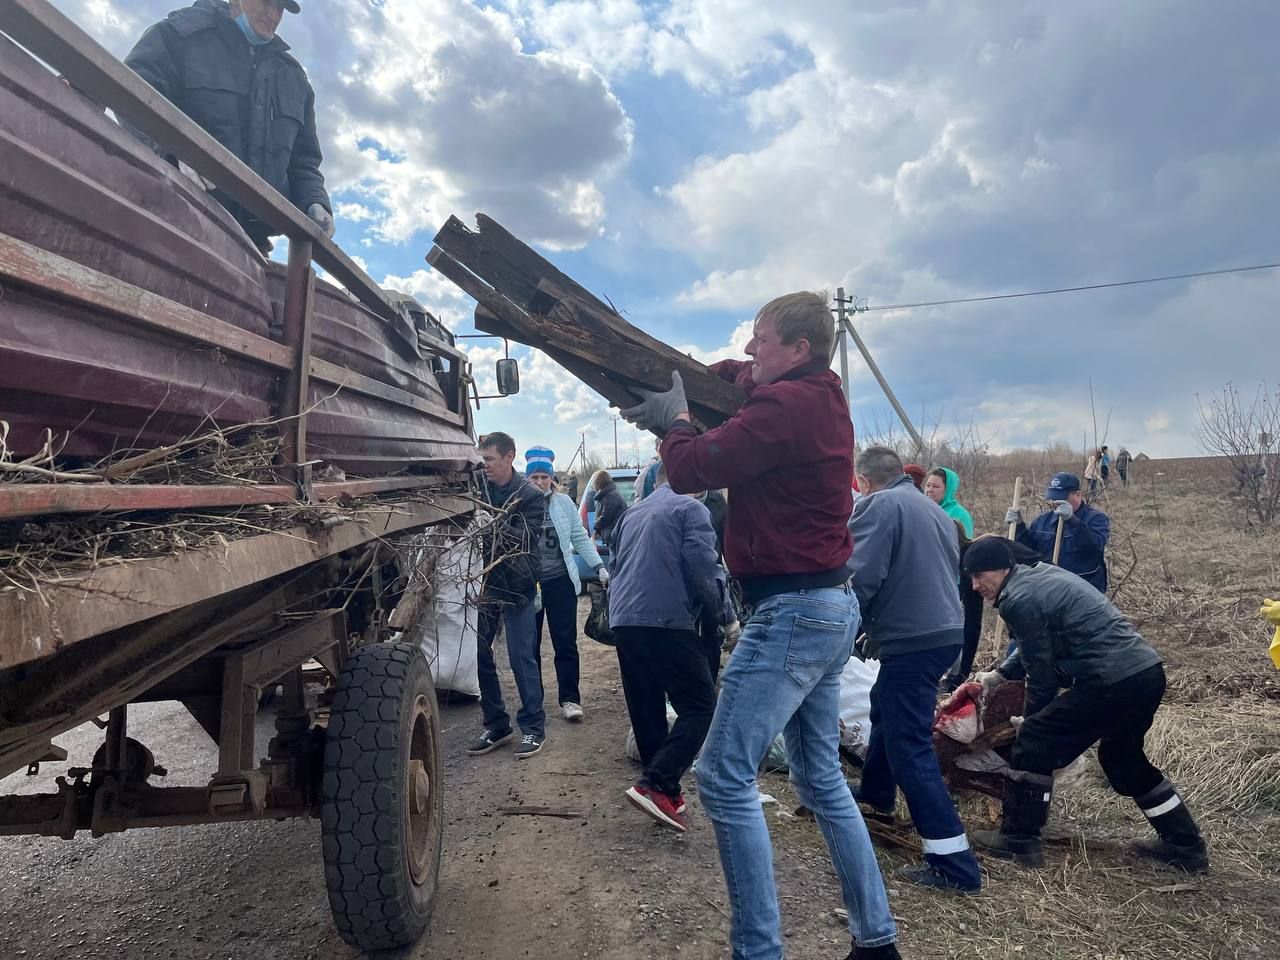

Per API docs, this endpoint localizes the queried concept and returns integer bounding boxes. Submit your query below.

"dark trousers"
[535,575,581,705]
[950,582,985,681]
[858,644,981,886]
[1013,664,1166,798]
[476,596,545,737]
[614,626,717,798]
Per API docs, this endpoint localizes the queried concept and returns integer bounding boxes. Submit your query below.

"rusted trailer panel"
[0,31,476,475]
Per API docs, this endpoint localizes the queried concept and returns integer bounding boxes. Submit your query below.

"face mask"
[235,12,273,46]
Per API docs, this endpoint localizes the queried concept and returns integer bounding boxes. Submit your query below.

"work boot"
[1131,781,1209,873]
[972,774,1052,868]
[845,943,901,960]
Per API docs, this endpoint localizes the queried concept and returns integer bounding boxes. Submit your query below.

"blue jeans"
[696,586,896,957]
[476,597,545,737]
[857,645,982,888]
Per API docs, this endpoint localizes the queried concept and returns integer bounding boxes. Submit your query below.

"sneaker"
[467,728,514,755]
[897,862,980,895]
[674,792,687,815]
[845,943,901,960]
[625,784,686,832]
[513,733,544,759]
[561,701,585,722]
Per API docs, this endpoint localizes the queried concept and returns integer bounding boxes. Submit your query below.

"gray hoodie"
[846,473,964,656]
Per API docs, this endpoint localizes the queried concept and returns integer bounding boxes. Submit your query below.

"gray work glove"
[620,370,688,434]
[596,566,610,588]
[1005,508,1022,525]
[308,202,336,238]
[1052,501,1074,520]
[975,669,1004,695]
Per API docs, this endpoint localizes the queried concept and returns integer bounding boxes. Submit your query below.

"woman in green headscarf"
[924,467,974,538]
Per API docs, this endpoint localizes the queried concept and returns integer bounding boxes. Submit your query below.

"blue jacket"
[608,486,726,631]
[846,473,964,656]
[541,491,603,595]
[1015,503,1110,592]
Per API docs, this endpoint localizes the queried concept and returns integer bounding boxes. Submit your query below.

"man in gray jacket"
[965,537,1208,872]
[609,464,728,832]
[847,447,982,893]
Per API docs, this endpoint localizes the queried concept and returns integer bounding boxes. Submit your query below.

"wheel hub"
[409,759,431,815]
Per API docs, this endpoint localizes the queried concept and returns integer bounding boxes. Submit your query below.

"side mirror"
[496,358,520,396]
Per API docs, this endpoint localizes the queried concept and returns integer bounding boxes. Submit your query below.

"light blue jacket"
[543,491,603,595]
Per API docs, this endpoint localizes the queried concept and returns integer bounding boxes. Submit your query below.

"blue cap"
[1044,472,1080,501]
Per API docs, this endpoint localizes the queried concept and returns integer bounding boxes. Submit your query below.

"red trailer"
[0,2,510,951]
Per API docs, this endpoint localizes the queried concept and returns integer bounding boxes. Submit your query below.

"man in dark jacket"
[124,0,334,252]
[847,447,982,893]
[610,464,728,832]
[964,538,1208,873]
[468,432,548,759]
[1008,472,1110,591]
[621,291,898,960]
[591,471,628,548]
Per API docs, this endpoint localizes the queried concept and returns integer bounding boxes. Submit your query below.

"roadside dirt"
[0,631,859,960]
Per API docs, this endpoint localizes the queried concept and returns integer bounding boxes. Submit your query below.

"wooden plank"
[279,240,315,473]
[0,230,293,370]
[0,496,473,669]
[0,476,453,520]
[0,0,421,357]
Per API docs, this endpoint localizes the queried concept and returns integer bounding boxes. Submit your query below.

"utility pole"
[835,287,851,409]
[833,295,926,454]
[611,415,620,466]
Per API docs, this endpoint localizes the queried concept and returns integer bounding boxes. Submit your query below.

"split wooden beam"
[427,214,745,429]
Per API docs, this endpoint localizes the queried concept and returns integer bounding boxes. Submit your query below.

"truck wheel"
[321,642,443,951]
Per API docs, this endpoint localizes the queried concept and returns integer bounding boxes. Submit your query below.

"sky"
[49,0,1280,469]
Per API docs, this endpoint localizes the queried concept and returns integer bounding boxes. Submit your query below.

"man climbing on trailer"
[964,537,1209,874]
[124,0,334,253]
[620,291,900,960]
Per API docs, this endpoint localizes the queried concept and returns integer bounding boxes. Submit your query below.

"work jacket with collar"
[607,486,727,632]
[996,563,1162,717]
[661,358,853,603]
[124,0,331,245]
[1015,503,1110,592]
[846,473,964,656]
[540,490,603,595]
[482,472,545,606]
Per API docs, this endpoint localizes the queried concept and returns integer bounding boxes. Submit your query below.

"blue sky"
[55,0,1280,469]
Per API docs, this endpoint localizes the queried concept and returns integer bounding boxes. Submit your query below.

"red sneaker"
[626,785,687,832]
[675,792,687,815]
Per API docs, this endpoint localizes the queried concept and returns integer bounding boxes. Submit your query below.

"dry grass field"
[816,454,1280,959]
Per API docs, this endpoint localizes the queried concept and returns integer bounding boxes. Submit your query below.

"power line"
[836,259,1280,314]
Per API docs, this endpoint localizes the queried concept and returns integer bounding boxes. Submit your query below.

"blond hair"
[757,290,834,361]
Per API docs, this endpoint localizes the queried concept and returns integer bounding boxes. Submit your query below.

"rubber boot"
[972,774,1052,868]
[1131,780,1209,873]
[846,942,901,960]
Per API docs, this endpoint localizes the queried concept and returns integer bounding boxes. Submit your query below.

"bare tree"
[1195,382,1280,529]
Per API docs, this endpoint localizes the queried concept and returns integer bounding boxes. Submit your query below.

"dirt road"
[0,636,859,960]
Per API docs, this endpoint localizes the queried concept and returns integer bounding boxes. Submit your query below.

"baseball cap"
[1044,472,1080,501]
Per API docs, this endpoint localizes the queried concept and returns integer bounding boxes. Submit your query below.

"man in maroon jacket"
[621,292,899,960]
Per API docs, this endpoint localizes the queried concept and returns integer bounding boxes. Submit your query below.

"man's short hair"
[757,291,834,362]
[479,431,515,457]
[855,446,904,487]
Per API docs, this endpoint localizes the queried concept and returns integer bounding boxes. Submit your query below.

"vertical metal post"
[835,287,850,409]
[841,316,925,453]
[280,239,316,500]
[611,416,619,466]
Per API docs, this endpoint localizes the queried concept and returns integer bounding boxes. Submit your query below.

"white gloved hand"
[975,669,1004,695]
[724,619,742,644]
[1052,500,1074,520]
[308,202,335,238]
[596,566,609,588]
[1009,715,1025,732]
[1005,508,1022,525]
[178,160,216,192]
